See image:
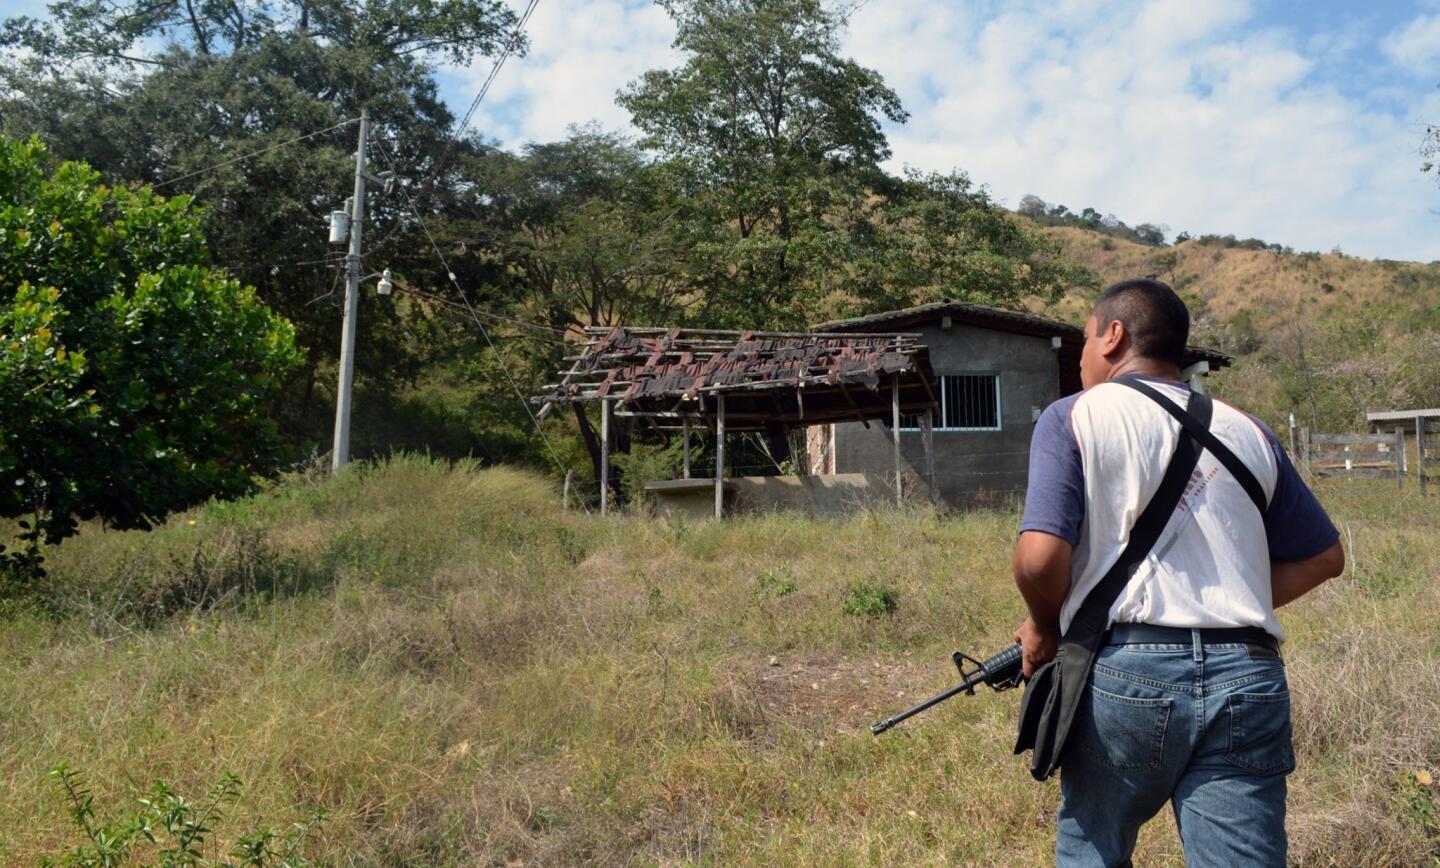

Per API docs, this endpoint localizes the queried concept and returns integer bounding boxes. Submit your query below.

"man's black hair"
[1092,278,1190,366]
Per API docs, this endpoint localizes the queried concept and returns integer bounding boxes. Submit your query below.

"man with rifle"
[1013,278,1344,866]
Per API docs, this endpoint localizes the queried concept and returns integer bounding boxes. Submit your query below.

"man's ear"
[1099,317,1128,359]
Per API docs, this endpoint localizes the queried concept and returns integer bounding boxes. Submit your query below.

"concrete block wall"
[831,322,1061,506]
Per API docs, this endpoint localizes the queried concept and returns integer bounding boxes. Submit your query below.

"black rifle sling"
[1113,377,1268,515]
[1065,382,1212,638]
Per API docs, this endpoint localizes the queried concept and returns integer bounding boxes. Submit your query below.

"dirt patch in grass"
[742,653,925,734]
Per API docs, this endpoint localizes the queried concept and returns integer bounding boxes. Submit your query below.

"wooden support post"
[892,374,902,506]
[1301,427,1311,473]
[921,410,936,504]
[682,417,691,480]
[1396,427,1405,490]
[1417,417,1427,496]
[563,469,573,511]
[600,399,610,516]
[1288,412,1298,458]
[715,394,726,519]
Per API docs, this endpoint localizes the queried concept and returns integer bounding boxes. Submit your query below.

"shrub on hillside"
[843,582,898,617]
[41,764,323,866]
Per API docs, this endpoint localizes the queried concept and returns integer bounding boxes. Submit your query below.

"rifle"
[869,643,1024,735]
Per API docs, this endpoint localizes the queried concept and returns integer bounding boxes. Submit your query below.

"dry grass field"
[1,457,1437,864]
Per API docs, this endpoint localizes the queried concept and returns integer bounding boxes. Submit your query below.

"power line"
[448,0,540,158]
[305,262,346,307]
[383,274,569,343]
[370,139,576,482]
[368,141,571,343]
[152,117,360,189]
[362,0,540,258]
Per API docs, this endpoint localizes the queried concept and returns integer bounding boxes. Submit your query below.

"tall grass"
[1,456,1436,864]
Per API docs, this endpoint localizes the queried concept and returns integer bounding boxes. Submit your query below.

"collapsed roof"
[533,326,939,432]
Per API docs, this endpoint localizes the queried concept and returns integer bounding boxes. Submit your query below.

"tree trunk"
[573,403,631,507]
[574,402,603,489]
[764,421,791,469]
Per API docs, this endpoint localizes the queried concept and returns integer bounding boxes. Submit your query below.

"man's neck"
[1106,357,1184,384]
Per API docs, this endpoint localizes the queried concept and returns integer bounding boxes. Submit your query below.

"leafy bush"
[40,764,323,866]
[843,582,898,617]
[0,136,300,573]
[609,438,685,510]
[756,568,797,598]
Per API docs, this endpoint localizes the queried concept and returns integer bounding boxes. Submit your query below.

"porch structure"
[533,326,940,517]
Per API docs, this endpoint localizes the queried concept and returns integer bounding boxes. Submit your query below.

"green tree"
[1,0,523,444]
[619,0,906,328]
[463,127,691,338]
[850,169,1093,314]
[445,126,693,487]
[0,137,301,571]
[620,0,1086,327]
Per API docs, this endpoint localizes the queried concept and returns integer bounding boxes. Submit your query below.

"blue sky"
[434,0,1440,262]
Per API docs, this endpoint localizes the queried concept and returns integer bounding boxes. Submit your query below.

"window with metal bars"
[897,373,1001,431]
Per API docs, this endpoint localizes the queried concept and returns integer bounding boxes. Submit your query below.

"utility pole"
[332,109,369,472]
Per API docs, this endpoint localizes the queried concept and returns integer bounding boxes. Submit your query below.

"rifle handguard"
[953,643,1024,693]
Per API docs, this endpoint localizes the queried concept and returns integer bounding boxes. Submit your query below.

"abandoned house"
[807,302,1232,506]
[532,326,940,518]
[530,304,1232,517]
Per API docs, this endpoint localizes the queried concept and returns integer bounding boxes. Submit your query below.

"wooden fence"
[1417,420,1440,493]
[1298,419,1440,492]
[1300,429,1405,486]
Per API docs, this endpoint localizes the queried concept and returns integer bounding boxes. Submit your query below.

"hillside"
[1,458,1437,863]
[1038,225,1440,327]
[1026,225,1440,433]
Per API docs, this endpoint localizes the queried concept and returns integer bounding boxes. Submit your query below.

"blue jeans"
[1056,631,1294,867]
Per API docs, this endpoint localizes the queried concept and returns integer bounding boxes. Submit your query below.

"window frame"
[898,372,1003,432]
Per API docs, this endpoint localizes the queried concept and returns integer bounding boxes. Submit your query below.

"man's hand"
[1014,616,1061,679]
[1013,530,1071,677]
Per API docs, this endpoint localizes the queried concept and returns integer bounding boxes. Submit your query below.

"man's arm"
[1012,530,1074,677]
[1255,417,1342,604]
[1272,540,1345,608]
[1013,397,1084,678]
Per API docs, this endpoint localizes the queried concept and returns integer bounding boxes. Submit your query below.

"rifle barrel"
[869,670,986,735]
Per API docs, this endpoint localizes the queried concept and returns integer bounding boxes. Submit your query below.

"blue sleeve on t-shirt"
[1018,400,1339,563]
[1252,419,1340,562]
[1019,394,1085,546]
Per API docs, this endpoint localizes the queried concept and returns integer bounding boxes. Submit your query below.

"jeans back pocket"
[1080,685,1172,770]
[1225,690,1296,775]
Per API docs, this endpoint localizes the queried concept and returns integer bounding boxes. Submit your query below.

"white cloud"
[1382,12,1440,74]
[444,0,678,145]
[842,0,1440,261]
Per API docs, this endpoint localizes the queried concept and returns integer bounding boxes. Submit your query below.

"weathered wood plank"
[1309,450,1398,462]
[1309,433,1395,445]
[1313,468,1401,479]
[1419,418,1429,496]
[1397,427,1406,491]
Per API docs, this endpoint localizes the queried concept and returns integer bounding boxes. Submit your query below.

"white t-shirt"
[1020,377,1338,640]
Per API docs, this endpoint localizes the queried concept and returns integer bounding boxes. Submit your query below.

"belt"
[1105,623,1279,653]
